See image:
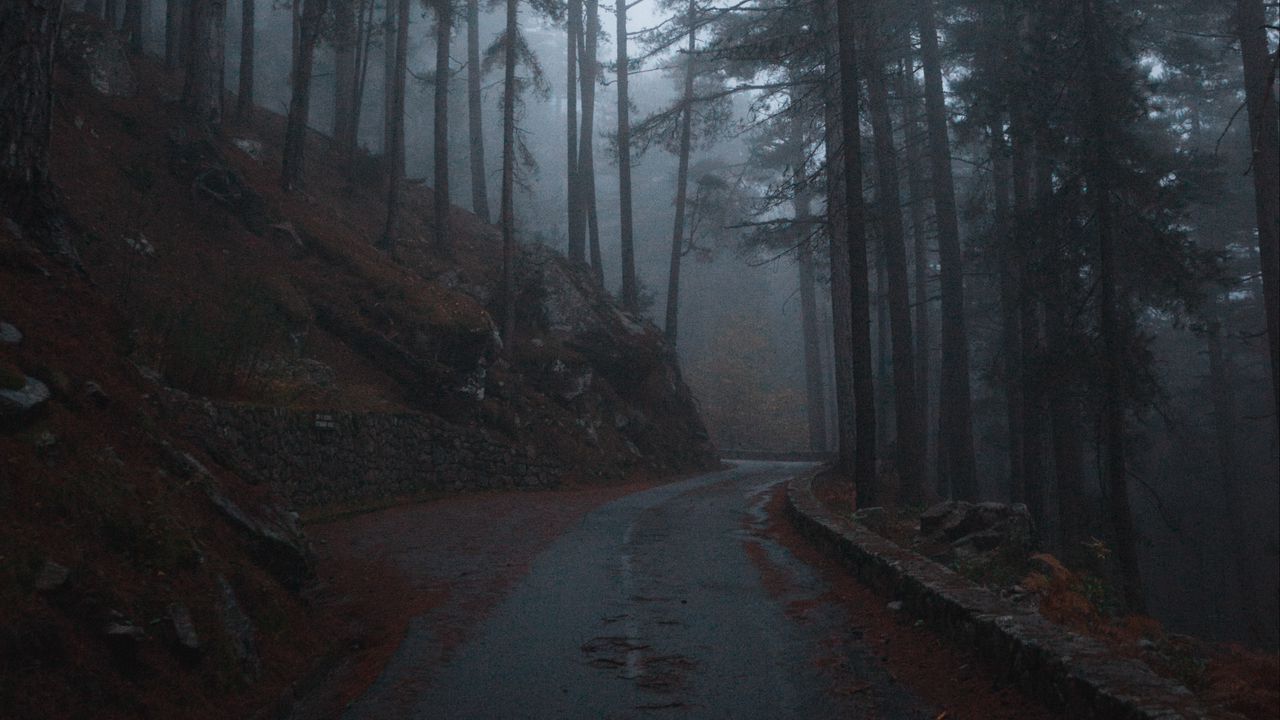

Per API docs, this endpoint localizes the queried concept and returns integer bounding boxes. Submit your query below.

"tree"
[822,0,857,481]
[579,0,603,284]
[182,0,227,127]
[237,0,255,120]
[0,0,63,220]
[123,0,143,53]
[615,0,638,309]
[434,0,453,253]
[165,0,183,71]
[914,0,976,500]
[566,0,583,262]
[382,0,411,247]
[835,0,877,502]
[332,0,360,156]
[281,0,328,190]
[1234,0,1280,425]
[467,0,491,220]
[863,13,925,504]
[663,0,698,346]
[500,0,518,347]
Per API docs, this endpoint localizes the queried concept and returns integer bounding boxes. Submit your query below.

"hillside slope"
[1,17,715,719]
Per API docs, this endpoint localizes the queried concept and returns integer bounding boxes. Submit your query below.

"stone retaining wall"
[785,467,1238,720]
[176,400,561,509]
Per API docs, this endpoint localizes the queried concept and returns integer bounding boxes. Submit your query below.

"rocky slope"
[0,15,715,719]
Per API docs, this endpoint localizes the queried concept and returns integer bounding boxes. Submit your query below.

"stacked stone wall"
[177,401,560,509]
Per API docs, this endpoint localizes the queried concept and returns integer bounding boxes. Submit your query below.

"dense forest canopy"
[2,0,1277,658]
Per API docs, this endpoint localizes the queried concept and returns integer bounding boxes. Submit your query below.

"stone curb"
[784,466,1238,720]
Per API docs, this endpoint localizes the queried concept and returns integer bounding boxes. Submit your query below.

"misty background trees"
[4,0,1278,649]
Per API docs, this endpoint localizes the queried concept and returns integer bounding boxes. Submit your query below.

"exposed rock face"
[510,245,717,472]
[204,481,314,591]
[216,576,261,680]
[58,13,136,97]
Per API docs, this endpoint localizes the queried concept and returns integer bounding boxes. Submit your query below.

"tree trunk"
[822,0,856,480]
[123,0,142,53]
[1012,127,1045,530]
[663,0,696,347]
[105,0,119,27]
[566,0,583,262]
[991,125,1024,504]
[1207,314,1270,642]
[383,0,398,157]
[433,0,451,253]
[866,39,925,504]
[0,0,63,220]
[281,0,326,190]
[579,0,602,285]
[915,0,975,500]
[350,0,376,161]
[333,0,358,157]
[1235,0,1280,427]
[835,0,877,503]
[165,0,181,70]
[500,0,518,348]
[237,0,254,120]
[467,0,490,221]
[381,0,410,248]
[898,59,933,488]
[182,0,226,127]
[792,108,827,452]
[616,0,637,309]
[1081,0,1144,613]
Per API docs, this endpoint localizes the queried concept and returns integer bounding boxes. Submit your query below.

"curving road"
[344,461,936,719]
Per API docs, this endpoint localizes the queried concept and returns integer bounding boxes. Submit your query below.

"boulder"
[0,322,21,345]
[166,603,200,655]
[0,375,50,418]
[216,576,260,680]
[205,483,314,591]
[58,13,136,97]
[33,561,70,592]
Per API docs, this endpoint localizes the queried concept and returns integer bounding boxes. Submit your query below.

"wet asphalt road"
[345,461,935,719]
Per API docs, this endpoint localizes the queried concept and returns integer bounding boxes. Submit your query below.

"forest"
[1,0,1278,716]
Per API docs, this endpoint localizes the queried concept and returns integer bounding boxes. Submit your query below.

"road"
[342,461,937,719]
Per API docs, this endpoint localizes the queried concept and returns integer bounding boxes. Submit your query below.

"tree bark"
[915,0,975,500]
[1081,0,1144,613]
[182,0,226,127]
[383,0,398,157]
[165,0,181,70]
[792,108,827,452]
[822,0,856,480]
[835,0,877,503]
[663,0,696,347]
[566,0,583,262]
[381,0,410,247]
[467,0,490,221]
[1235,0,1280,428]
[281,0,327,190]
[123,0,143,53]
[434,0,451,253]
[501,0,518,348]
[1012,126,1045,530]
[579,0,602,285]
[866,38,925,503]
[616,0,637,309]
[898,60,933,488]
[0,0,63,219]
[990,125,1024,504]
[333,0,358,157]
[237,0,255,120]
